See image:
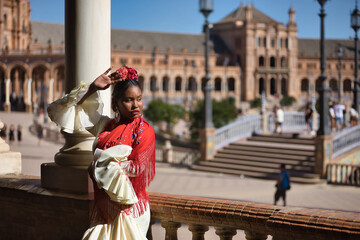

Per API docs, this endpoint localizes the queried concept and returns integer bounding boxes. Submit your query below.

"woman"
[305,103,313,134]
[17,124,22,145]
[47,67,155,240]
[9,124,15,145]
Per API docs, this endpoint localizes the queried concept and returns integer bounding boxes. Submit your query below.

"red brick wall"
[0,186,91,240]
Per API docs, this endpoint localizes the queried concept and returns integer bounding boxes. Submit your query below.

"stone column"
[314,135,333,178]
[48,78,54,103]
[26,78,32,112]
[41,0,111,193]
[4,78,10,112]
[14,70,19,97]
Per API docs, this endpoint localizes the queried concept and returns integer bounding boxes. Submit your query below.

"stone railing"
[215,115,262,150]
[326,163,360,186]
[156,144,200,166]
[332,125,360,159]
[267,111,307,133]
[148,192,360,240]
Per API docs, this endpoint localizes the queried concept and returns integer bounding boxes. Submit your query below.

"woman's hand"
[91,67,123,91]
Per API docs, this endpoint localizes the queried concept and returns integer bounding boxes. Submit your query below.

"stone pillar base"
[0,152,21,175]
[25,104,32,113]
[262,113,268,134]
[4,103,10,112]
[41,163,93,194]
[200,128,216,161]
[314,135,333,178]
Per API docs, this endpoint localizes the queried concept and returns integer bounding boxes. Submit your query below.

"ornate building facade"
[0,1,357,113]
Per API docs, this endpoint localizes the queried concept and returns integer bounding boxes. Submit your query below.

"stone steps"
[191,133,323,184]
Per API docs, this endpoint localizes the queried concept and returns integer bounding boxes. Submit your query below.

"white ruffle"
[82,210,147,240]
[92,145,138,204]
[47,81,104,133]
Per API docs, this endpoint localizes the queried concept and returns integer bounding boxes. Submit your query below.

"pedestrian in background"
[9,124,15,145]
[329,102,336,131]
[334,101,345,131]
[350,104,359,127]
[17,124,22,145]
[274,105,284,134]
[305,103,313,134]
[274,164,291,207]
[37,125,43,146]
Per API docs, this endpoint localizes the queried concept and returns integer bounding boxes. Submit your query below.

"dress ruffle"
[92,145,138,204]
[82,210,147,240]
[47,81,104,133]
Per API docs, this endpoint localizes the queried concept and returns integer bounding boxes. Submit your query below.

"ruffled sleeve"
[91,145,138,205]
[47,81,104,134]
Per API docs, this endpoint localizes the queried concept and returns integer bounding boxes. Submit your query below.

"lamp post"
[316,0,331,136]
[351,1,360,113]
[200,0,214,128]
[337,47,343,102]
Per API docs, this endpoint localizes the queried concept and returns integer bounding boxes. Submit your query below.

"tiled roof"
[217,5,279,24]
[30,21,229,54]
[298,38,355,59]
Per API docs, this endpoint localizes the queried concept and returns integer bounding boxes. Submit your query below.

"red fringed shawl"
[90,117,155,225]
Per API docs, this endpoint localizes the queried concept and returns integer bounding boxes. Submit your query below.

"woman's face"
[116,86,143,120]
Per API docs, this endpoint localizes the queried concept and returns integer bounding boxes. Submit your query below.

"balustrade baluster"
[244,230,267,240]
[161,220,181,240]
[188,224,209,240]
[214,226,237,240]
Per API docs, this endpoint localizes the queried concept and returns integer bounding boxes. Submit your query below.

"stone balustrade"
[148,192,360,240]
[326,163,360,186]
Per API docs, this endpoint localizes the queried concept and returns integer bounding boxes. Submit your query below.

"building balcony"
[256,67,290,74]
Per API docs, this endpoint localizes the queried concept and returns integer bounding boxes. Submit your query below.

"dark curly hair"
[111,79,142,113]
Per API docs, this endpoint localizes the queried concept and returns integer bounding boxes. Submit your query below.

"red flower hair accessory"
[116,66,138,80]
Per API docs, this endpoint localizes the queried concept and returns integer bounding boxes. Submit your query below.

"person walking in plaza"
[48,66,155,240]
[274,164,291,207]
[37,125,43,146]
[8,124,15,145]
[329,102,336,131]
[274,105,284,134]
[17,124,22,145]
[334,101,345,131]
[350,104,359,127]
[305,103,313,134]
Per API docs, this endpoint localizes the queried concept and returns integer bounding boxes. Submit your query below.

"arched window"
[258,56,265,68]
[214,77,221,91]
[281,78,287,95]
[270,78,276,95]
[162,76,169,92]
[187,76,197,92]
[270,57,276,68]
[329,79,338,92]
[259,78,265,94]
[227,78,235,91]
[175,76,182,92]
[138,76,144,90]
[301,79,309,92]
[343,79,352,92]
[150,76,157,92]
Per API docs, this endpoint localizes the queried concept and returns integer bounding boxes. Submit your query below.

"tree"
[189,98,237,140]
[144,99,185,134]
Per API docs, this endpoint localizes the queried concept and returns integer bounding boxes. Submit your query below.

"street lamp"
[337,47,343,102]
[316,0,331,136]
[351,1,360,113]
[200,0,214,128]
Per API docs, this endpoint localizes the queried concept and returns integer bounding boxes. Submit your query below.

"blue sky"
[30,0,355,39]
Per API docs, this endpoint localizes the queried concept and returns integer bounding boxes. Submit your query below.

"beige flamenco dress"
[47,82,149,240]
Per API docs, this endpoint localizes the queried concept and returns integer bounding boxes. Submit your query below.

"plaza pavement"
[1,112,359,239]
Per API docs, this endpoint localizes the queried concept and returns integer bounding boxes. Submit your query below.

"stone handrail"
[332,125,360,159]
[215,115,262,150]
[148,192,360,240]
[326,163,360,186]
[267,111,307,132]
[156,145,199,166]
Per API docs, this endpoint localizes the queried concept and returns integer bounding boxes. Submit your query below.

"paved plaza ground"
[1,112,359,239]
